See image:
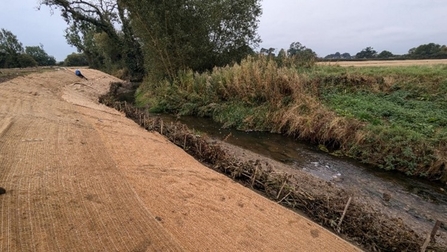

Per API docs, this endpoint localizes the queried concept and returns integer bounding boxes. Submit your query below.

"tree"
[40,0,262,81]
[64,21,103,69]
[324,52,351,60]
[0,29,24,68]
[377,50,394,59]
[407,43,447,59]
[64,52,88,66]
[39,0,145,80]
[287,42,317,67]
[260,48,276,57]
[121,0,262,81]
[17,54,38,67]
[341,53,351,59]
[276,48,288,67]
[324,52,340,59]
[355,47,377,59]
[25,44,56,66]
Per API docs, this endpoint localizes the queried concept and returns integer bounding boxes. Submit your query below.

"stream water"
[160,114,447,244]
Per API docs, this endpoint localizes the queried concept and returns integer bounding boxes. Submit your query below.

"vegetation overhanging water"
[136,57,447,183]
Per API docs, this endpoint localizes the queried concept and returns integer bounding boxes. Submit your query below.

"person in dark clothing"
[75,69,88,80]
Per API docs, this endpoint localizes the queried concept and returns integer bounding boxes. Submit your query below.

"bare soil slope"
[0,69,360,251]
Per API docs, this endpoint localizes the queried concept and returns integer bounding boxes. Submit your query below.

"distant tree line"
[262,42,447,62]
[0,28,57,68]
[323,43,447,60]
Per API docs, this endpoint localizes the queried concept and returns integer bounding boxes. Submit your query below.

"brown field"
[0,69,360,251]
[318,59,447,67]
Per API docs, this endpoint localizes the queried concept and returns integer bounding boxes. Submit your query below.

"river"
[159,114,447,246]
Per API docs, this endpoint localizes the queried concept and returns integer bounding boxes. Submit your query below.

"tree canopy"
[0,29,24,68]
[1,28,56,68]
[355,47,377,59]
[39,0,145,80]
[40,0,262,81]
[122,0,261,80]
[25,44,56,66]
[287,42,317,67]
[407,43,447,59]
[324,52,352,59]
[377,50,394,59]
[64,52,89,66]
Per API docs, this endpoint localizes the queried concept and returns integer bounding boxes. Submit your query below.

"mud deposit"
[100,83,447,251]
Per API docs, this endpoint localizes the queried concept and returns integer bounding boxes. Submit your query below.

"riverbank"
[0,69,362,251]
[136,57,447,182]
[101,85,447,250]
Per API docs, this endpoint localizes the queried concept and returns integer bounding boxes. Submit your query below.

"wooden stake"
[160,120,163,135]
[276,181,287,200]
[430,220,441,242]
[223,132,232,142]
[421,234,431,252]
[251,166,258,188]
[277,192,292,204]
[337,197,352,233]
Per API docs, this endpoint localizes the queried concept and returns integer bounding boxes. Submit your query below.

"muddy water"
[160,115,447,244]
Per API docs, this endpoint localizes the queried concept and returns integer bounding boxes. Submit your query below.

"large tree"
[40,0,262,81]
[39,0,145,80]
[121,0,262,81]
[25,44,56,66]
[0,29,24,68]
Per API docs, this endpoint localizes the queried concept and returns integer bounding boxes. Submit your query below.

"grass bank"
[136,56,447,182]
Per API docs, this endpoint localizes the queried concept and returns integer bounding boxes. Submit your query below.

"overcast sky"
[1,0,446,61]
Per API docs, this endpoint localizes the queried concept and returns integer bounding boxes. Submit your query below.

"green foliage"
[138,56,447,181]
[40,0,145,80]
[17,54,38,67]
[377,50,394,59]
[122,0,262,81]
[25,44,56,66]
[64,22,102,68]
[1,28,56,68]
[324,52,352,59]
[355,47,377,59]
[0,28,24,68]
[0,29,23,55]
[317,64,447,178]
[64,53,88,66]
[408,43,447,59]
[287,42,317,67]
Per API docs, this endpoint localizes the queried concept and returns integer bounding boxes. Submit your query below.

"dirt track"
[0,69,360,251]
